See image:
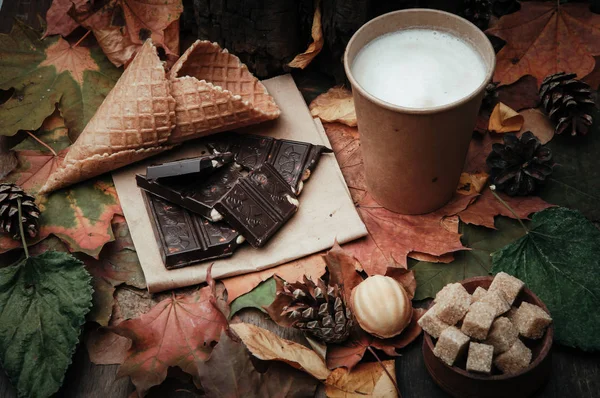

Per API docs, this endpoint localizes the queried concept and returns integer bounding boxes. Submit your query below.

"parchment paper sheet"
[113,74,367,292]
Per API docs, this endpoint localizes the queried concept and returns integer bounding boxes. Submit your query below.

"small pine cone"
[281,276,353,344]
[540,72,595,136]
[486,132,553,196]
[462,0,493,30]
[0,183,40,240]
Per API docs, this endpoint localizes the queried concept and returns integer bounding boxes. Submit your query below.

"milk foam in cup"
[351,29,486,109]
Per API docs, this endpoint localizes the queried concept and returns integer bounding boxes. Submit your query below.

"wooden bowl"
[423,276,553,398]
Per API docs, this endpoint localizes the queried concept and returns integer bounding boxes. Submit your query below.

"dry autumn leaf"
[326,309,424,370]
[519,108,555,144]
[325,360,397,397]
[288,0,324,69]
[113,286,228,396]
[69,0,183,67]
[223,253,326,303]
[488,102,524,133]
[457,172,490,195]
[310,87,357,127]
[85,302,131,365]
[196,330,320,397]
[324,122,476,274]
[230,322,331,381]
[486,2,600,86]
[44,0,86,38]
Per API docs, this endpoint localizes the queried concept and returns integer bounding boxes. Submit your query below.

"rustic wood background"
[0,1,599,397]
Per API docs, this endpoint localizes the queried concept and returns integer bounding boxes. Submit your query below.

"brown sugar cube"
[418,304,450,338]
[433,326,470,366]
[466,342,494,374]
[494,339,532,374]
[479,290,511,317]
[461,302,496,340]
[433,284,471,325]
[485,317,519,354]
[489,272,524,305]
[472,286,487,302]
[513,302,553,339]
[505,306,519,323]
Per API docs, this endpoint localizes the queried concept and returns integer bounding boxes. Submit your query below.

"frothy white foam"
[352,29,486,109]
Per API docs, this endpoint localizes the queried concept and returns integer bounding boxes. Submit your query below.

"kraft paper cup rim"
[344,8,496,115]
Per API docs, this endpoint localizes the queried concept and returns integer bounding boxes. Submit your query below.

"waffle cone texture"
[40,40,280,194]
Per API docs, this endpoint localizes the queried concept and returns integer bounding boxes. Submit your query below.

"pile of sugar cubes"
[418,272,552,375]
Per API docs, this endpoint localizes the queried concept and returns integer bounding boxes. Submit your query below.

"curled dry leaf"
[325,360,397,398]
[519,108,555,144]
[325,242,364,303]
[310,88,357,127]
[223,253,326,303]
[456,172,489,195]
[488,102,524,133]
[486,2,600,86]
[407,251,455,264]
[230,322,331,381]
[288,0,323,69]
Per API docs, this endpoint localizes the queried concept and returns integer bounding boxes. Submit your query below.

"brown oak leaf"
[113,286,228,396]
[519,108,555,144]
[196,329,320,397]
[310,87,357,127]
[326,309,424,370]
[486,2,600,86]
[69,0,183,67]
[496,75,540,111]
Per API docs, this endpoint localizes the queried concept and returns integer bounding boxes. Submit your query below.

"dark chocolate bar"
[145,152,233,180]
[136,163,243,221]
[142,192,243,269]
[207,133,332,191]
[214,163,299,248]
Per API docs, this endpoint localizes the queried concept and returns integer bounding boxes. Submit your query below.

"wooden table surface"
[0,1,599,397]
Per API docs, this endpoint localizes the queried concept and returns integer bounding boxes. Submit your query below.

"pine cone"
[539,72,595,136]
[486,132,553,196]
[462,0,492,30]
[281,276,353,344]
[0,183,40,240]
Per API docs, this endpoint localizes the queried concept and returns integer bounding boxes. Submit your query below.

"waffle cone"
[167,40,280,144]
[40,40,176,194]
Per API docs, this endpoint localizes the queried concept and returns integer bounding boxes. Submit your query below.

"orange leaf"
[519,108,555,144]
[222,253,326,303]
[456,172,489,196]
[486,2,600,86]
[488,102,524,133]
[288,0,324,69]
[310,87,357,127]
[70,0,183,67]
[113,287,228,396]
[325,360,397,397]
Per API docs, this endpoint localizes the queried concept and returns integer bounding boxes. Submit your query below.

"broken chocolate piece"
[206,133,332,191]
[142,191,242,269]
[136,163,243,221]
[145,153,233,180]
[214,163,299,248]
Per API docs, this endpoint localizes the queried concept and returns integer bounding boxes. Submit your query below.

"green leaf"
[229,278,277,318]
[0,251,93,398]
[540,110,600,220]
[0,20,121,138]
[491,207,600,351]
[412,218,527,300]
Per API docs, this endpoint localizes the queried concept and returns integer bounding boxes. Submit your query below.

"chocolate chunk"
[142,191,242,269]
[136,163,244,221]
[207,133,332,192]
[214,163,299,248]
[145,153,234,180]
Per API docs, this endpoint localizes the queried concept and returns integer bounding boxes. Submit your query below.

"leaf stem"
[367,346,402,398]
[488,185,529,233]
[72,30,91,48]
[27,131,57,157]
[17,198,29,259]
